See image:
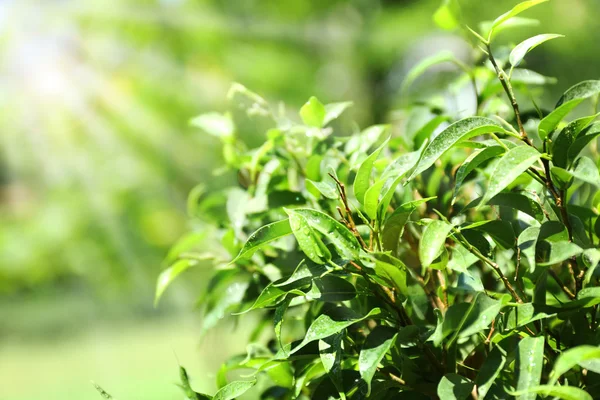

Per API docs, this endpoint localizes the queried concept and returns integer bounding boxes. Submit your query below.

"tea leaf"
[509,34,563,67]
[359,326,398,396]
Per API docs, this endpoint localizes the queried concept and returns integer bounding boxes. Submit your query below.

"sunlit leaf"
[213,379,257,400]
[549,345,600,386]
[382,198,436,254]
[419,220,453,268]
[437,374,474,400]
[408,117,504,181]
[479,145,541,208]
[508,385,592,400]
[300,96,326,128]
[286,209,331,264]
[323,101,353,126]
[454,146,505,197]
[509,34,563,67]
[490,0,549,33]
[515,336,544,400]
[354,137,389,205]
[230,219,292,263]
[190,112,234,139]
[539,80,600,139]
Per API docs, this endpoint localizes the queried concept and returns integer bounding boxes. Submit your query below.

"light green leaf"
[291,208,361,259]
[437,374,474,400]
[518,226,540,272]
[359,326,398,396]
[354,137,389,205]
[572,156,600,187]
[508,385,592,400]
[190,112,234,138]
[306,178,339,200]
[457,293,506,339]
[319,333,346,400]
[549,345,600,385]
[213,379,257,400]
[505,303,555,330]
[364,178,388,220]
[433,0,460,31]
[480,17,540,40]
[454,146,505,197]
[509,34,563,67]
[286,209,331,264]
[551,166,574,190]
[539,80,600,139]
[290,307,382,355]
[479,145,541,208]
[490,0,549,33]
[300,96,326,128]
[402,51,456,94]
[419,220,453,268]
[323,102,353,126]
[537,240,583,266]
[235,283,303,315]
[515,336,544,400]
[155,258,204,306]
[408,117,504,181]
[231,219,292,263]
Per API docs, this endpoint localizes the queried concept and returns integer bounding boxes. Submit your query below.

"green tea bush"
[153,1,600,399]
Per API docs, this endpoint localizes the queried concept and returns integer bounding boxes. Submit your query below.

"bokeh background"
[1,0,598,398]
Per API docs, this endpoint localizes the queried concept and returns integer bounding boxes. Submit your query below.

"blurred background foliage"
[0,0,598,399]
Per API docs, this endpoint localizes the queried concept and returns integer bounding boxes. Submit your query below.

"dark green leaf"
[359,326,398,396]
[310,275,357,302]
[567,123,600,165]
[319,333,346,400]
[552,114,599,168]
[537,240,583,266]
[454,146,505,197]
[476,340,511,399]
[382,198,435,254]
[437,374,474,400]
[508,385,592,400]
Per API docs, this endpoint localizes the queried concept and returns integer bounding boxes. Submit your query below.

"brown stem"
[548,268,576,300]
[329,173,369,250]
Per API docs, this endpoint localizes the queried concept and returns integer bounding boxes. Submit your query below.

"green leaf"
[549,345,600,385]
[490,0,549,33]
[515,336,544,400]
[309,275,357,302]
[412,115,449,150]
[382,198,436,254]
[433,0,460,31]
[508,385,592,400]
[519,226,540,273]
[155,258,204,306]
[323,101,353,126]
[275,260,328,288]
[300,96,326,127]
[402,51,455,93]
[539,80,600,139]
[319,333,346,400]
[274,298,291,355]
[437,374,474,400]
[213,379,257,400]
[505,303,555,330]
[290,208,361,259]
[537,240,583,266]
[572,156,600,187]
[407,117,504,181]
[354,137,390,205]
[232,219,292,263]
[306,178,339,200]
[509,34,563,67]
[583,248,600,286]
[235,283,303,315]
[359,326,398,396]
[286,209,331,264]
[552,114,599,168]
[419,220,453,268]
[567,123,600,165]
[478,145,541,208]
[476,339,511,399]
[456,293,506,339]
[551,166,574,190]
[364,178,388,220]
[480,17,540,40]
[373,253,408,300]
[290,307,382,355]
[190,112,234,139]
[179,367,212,400]
[488,192,544,221]
[454,146,505,197]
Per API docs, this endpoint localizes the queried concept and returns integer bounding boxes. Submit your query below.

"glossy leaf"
[319,333,346,400]
[539,80,600,139]
[290,307,382,355]
[213,379,257,400]
[515,336,544,400]
[537,240,583,266]
[359,326,398,396]
[476,340,510,399]
[274,298,290,355]
[382,198,435,254]
[567,123,600,165]
[309,275,357,302]
[291,208,361,259]
[231,219,292,263]
[354,137,389,205]
[479,145,541,208]
[419,220,453,268]
[509,34,563,67]
[408,117,504,181]
[286,209,331,264]
[373,253,408,300]
[454,146,505,196]
[552,114,599,168]
[300,96,326,128]
[437,374,474,400]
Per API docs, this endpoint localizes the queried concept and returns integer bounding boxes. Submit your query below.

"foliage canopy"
[148,1,600,399]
